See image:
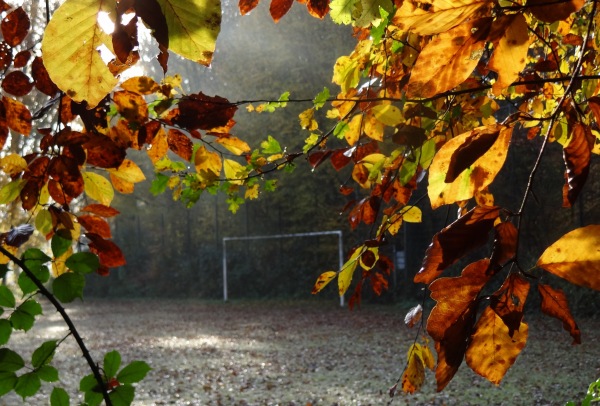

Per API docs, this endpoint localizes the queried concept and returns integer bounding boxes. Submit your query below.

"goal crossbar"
[222,230,344,306]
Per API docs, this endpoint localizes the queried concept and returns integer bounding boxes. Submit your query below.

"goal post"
[222,230,345,306]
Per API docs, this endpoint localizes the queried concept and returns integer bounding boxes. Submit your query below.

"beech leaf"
[562,123,594,207]
[311,271,337,294]
[538,284,581,344]
[537,225,600,291]
[490,273,530,337]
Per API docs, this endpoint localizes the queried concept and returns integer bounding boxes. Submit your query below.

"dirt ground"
[2,299,599,405]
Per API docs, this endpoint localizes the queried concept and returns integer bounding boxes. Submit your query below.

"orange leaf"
[270,0,294,22]
[3,96,32,135]
[406,18,491,98]
[488,14,531,95]
[120,76,160,95]
[562,123,594,207]
[167,129,193,161]
[538,284,581,344]
[490,273,530,337]
[109,173,135,194]
[239,0,259,14]
[465,306,528,385]
[147,127,169,164]
[537,225,600,291]
[489,221,517,272]
[195,146,222,179]
[77,215,112,239]
[81,204,120,218]
[87,233,126,268]
[526,0,585,23]
[401,344,427,394]
[415,206,498,284]
[444,125,501,183]
[113,90,149,124]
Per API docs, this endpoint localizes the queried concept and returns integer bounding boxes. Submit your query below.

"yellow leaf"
[223,159,246,185]
[41,0,118,107]
[338,247,364,296]
[364,115,385,141]
[332,56,360,93]
[386,213,403,236]
[244,184,259,199]
[401,344,426,394]
[299,108,319,131]
[52,246,73,277]
[393,0,491,36]
[465,307,528,385]
[148,127,169,164]
[0,153,27,176]
[428,125,512,209]
[402,206,422,223]
[156,0,221,66]
[371,104,403,126]
[0,244,17,265]
[345,114,363,146]
[489,14,531,95]
[35,209,54,236]
[215,137,251,156]
[312,271,337,294]
[120,76,160,95]
[195,146,222,178]
[109,173,135,194]
[82,171,114,206]
[108,159,146,184]
[537,225,600,291]
[406,18,491,98]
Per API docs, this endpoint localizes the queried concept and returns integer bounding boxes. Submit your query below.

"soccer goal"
[222,230,345,306]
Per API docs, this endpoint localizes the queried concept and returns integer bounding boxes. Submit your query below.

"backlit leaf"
[108,159,146,184]
[406,18,491,98]
[338,247,363,296]
[354,0,393,27]
[239,0,259,15]
[270,0,294,22]
[465,306,528,385]
[1,7,29,46]
[537,225,600,291]
[82,172,114,206]
[120,76,160,95]
[393,0,491,35]
[223,159,246,185]
[113,91,148,123]
[329,0,359,24]
[3,96,32,135]
[148,127,169,163]
[490,273,530,337]
[81,204,120,218]
[371,104,403,127]
[538,284,581,344]
[1,71,34,97]
[526,0,584,23]
[428,126,512,209]
[415,206,498,284]
[401,344,426,394]
[195,146,222,179]
[173,93,237,131]
[77,215,111,238]
[311,271,337,294]
[87,233,126,268]
[117,360,151,384]
[488,14,531,95]
[0,153,27,176]
[489,221,517,271]
[41,0,118,107]
[215,136,251,156]
[562,123,594,207]
[402,205,422,223]
[0,179,26,204]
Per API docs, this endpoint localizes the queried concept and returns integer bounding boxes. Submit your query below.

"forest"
[0,0,600,404]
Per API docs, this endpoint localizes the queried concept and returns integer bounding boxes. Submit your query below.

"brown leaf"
[0,41,11,71]
[31,56,59,96]
[239,0,260,14]
[13,50,30,68]
[404,304,423,328]
[490,273,530,337]
[348,196,379,228]
[167,129,193,161]
[1,7,30,47]
[77,215,112,239]
[489,221,517,271]
[135,0,168,47]
[270,0,294,22]
[86,233,126,268]
[537,225,600,291]
[81,204,120,218]
[415,206,499,284]
[526,0,584,23]
[83,134,126,169]
[173,93,237,131]
[307,0,329,18]
[445,125,501,183]
[1,70,34,96]
[2,96,31,135]
[538,284,581,344]
[465,306,528,385]
[562,122,594,207]
[406,18,491,98]
[48,156,84,199]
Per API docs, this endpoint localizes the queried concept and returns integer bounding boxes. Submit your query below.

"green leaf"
[355,0,393,27]
[330,0,359,24]
[260,136,282,155]
[38,365,60,382]
[50,387,70,406]
[150,173,170,196]
[313,87,330,109]
[52,273,85,303]
[0,285,15,308]
[22,248,52,273]
[117,360,151,384]
[0,264,7,279]
[65,252,100,274]
[80,374,103,406]
[0,319,12,345]
[0,371,17,396]
[32,340,57,368]
[104,350,121,379]
[18,265,50,296]
[35,209,54,236]
[109,384,135,406]
[0,179,26,204]
[10,299,43,331]
[51,233,72,258]
[0,348,24,372]
[14,371,41,399]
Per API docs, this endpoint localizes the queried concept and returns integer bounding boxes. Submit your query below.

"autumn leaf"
[490,273,530,337]
[488,14,531,95]
[562,123,594,207]
[41,0,118,107]
[465,306,528,385]
[77,215,111,239]
[223,159,246,185]
[538,284,581,344]
[393,0,492,36]
[81,204,120,217]
[526,0,585,23]
[402,343,433,394]
[338,247,364,296]
[167,129,193,161]
[148,127,169,164]
[312,271,337,294]
[87,233,126,268]
[537,225,600,291]
[406,18,491,98]
[3,96,32,136]
[415,206,499,284]
[371,104,403,126]
[107,159,146,184]
[489,221,517,272]
[239,0,259,15]
[428,125,513,209]
[156,0,221,65]
[404,304,423,328]
[82,171,114,206]
[270,0,294,22]
[1,6,30,46]
[329,0,359,24]
[120,76,160,95]
[195,146,222,179]
[215,136,251,155]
